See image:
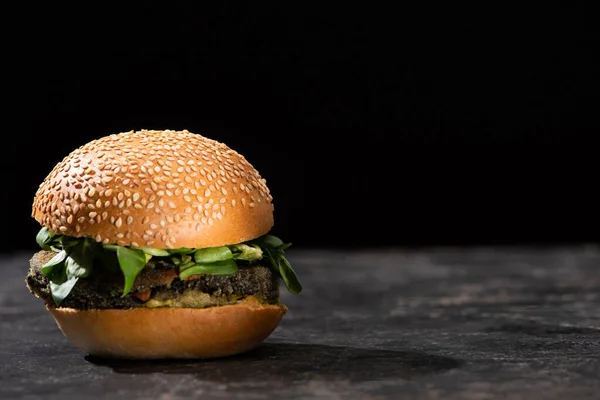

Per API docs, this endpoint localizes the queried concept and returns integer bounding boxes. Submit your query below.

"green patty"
[27,250,280,310]
[32,228,301,306]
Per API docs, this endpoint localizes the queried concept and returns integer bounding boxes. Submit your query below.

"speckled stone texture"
[1,247,599,399]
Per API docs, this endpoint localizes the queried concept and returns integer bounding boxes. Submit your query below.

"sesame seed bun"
[47,298,288,359]
[32,129,274,249]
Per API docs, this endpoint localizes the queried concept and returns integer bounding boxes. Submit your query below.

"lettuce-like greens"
[35,227,302,305]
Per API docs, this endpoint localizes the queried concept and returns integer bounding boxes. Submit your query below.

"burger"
[26,129,301,359]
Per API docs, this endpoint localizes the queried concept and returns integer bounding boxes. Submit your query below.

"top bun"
[32,129,274,249]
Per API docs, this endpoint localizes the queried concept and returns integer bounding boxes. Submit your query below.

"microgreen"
[39,237,97,305]
[179,259,238,280]
[257,236,303,295]
[193,246,233,263]
[115,247,152,298]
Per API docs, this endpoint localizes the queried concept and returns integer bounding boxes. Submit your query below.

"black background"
[6,3,599,253]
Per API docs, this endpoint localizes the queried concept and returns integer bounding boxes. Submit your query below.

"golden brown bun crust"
[32,129,274,249]
[48,299,287,359]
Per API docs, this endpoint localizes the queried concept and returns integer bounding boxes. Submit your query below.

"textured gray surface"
[1,247,600,399]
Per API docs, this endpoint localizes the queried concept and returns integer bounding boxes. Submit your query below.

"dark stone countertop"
[1,246,600,399]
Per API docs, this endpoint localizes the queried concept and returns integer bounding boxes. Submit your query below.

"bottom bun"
[47,298,287,359]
